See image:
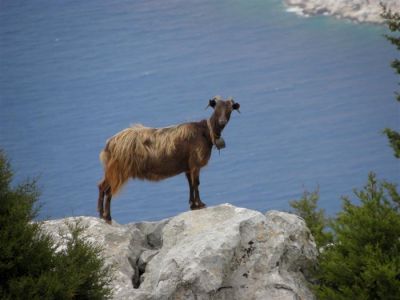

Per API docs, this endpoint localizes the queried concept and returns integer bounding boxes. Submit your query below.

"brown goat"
[97,96,240,223]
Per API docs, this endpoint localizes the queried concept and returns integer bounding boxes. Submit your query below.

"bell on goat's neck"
[215,137,226,150]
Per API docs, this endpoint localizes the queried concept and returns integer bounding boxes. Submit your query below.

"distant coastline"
[283,0,400,24]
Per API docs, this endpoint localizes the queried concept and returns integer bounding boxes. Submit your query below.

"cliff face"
[41,204,318,300]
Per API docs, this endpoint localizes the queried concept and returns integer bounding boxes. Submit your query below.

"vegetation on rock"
[289,189,333,249]
[0,151,113,300]
[291,173,400,299]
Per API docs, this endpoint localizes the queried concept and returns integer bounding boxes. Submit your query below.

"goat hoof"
[190,203,200,210]
[102,214,112,224]
[190,202,206,210]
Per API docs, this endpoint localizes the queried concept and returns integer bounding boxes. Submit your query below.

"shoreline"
[283,0,400,24]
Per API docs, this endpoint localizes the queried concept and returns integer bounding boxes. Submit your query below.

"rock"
[283,0,400,24]
[127,219,170,250]
[41,204,318,300]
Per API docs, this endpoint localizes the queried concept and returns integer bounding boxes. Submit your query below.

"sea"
[1,0,399,223]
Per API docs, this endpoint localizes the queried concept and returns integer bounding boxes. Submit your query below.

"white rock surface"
[284,0,400,24]
[41,204,318,300]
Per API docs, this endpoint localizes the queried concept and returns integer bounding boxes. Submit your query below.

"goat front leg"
[191,169,206,210]
[186,172,195,208]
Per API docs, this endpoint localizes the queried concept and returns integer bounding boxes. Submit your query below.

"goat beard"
[215,137,226,150]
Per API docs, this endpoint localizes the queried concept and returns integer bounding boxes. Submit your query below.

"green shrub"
[290,174,400,299]
[290,189,333,249]
[310,174,400,300]
[52,221,114,300]
[381,5,400,158]
[316,173,400,299]
[0,151,113,299]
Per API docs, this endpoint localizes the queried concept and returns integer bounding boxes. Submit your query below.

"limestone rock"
[41,204,318,300]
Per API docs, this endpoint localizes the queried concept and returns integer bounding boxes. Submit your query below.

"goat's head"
[207,96,240,130]
[206,96,240,150]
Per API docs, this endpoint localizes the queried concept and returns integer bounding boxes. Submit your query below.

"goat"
[97,96,240,224]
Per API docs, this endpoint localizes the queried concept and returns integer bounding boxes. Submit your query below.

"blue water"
[1,0,399,223]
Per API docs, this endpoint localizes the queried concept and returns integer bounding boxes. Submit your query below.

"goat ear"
[207,99,217,109]
[232,102,240,113]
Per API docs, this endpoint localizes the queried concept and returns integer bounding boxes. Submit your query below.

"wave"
[283,0,400,24]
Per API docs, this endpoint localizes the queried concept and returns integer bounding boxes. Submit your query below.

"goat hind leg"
[103,188,112,224]
[97,179,108,219]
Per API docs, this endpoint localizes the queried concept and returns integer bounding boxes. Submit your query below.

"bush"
[52,221,114,300]
[290,188,333,249]
[315,173,400,299]
[291,173,400,299]
[0,151,113,299]
[381,5,400,158]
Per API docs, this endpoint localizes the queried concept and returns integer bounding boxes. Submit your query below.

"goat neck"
[207,114,226,150]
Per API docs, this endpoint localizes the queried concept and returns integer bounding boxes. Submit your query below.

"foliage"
[381,5,400,158]
[0,151,113,299]
[383,128,400,158]
[52,221,114,300]
[315,173,400,300]
[382,5,400,77]
[290,189,333,249]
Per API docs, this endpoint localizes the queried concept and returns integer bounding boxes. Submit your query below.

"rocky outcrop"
[41,204,318,300]
[284,0,400,24]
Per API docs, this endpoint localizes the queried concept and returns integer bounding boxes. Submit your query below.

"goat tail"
[99,149,110,166]
[107,160,128,196]
[99,147,129,195]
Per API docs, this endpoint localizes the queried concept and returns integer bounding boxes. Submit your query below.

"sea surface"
[1,0,399,223]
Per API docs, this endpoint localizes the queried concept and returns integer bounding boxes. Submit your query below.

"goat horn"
[213,95,223,101]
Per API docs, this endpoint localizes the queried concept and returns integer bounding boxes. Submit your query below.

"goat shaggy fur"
[100,123,204,194]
